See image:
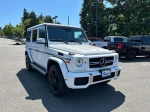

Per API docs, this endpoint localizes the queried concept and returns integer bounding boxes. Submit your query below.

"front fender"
[48,57,68,80]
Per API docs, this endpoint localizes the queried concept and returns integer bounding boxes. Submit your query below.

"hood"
[50,44,112,55]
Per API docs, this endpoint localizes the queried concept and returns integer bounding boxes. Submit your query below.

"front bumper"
[65,66,121,89]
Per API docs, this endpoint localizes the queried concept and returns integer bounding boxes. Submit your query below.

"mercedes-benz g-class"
[25,23,121,96]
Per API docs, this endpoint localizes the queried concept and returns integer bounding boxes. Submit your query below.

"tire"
[126,50,136,60]
[48,65,69,97]
[25,55,33,71]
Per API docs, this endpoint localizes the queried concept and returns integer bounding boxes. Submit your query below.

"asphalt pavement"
[0,38,150,112]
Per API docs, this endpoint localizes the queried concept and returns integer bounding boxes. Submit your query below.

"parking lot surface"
[0,38,150,112]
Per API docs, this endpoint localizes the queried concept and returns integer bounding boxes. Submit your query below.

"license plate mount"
[102,69,111,78]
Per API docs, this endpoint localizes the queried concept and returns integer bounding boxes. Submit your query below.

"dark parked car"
[107,35,150,60]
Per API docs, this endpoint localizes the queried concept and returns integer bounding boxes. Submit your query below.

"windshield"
[114,37,128,42]
[47,26,88,42]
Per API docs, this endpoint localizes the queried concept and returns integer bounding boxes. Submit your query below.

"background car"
[104,36,128,43]
[106,35,150,60]
[88,37,108,49]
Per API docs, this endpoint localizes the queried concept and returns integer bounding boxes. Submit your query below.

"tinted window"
[143,36,150,44]
[39,27,46,38]
[114,38,123,42]
[129,36,141,42]
[107,37,111,42]
[26,31,31,42]
[104,37,111,42]
[32,30,37,42]
[47,26,87,42]
[114,37,128,42]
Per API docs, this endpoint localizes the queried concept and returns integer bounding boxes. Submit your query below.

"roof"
[27,23,82,30]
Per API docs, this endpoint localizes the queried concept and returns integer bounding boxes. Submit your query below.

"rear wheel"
[48,65,69,97]
[25,55,33,71]
[126,50,136,60]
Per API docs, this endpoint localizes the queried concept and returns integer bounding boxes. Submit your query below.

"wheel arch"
[47,57,68,80]
[25,50,33,62]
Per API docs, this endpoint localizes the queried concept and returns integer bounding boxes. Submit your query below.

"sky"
[0,0,83,28]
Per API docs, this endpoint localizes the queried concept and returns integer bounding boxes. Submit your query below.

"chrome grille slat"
[89,56,114,68]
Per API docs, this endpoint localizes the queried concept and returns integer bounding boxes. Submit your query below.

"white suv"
[25,23,121,97]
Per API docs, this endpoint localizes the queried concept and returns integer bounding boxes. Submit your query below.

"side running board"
[31,63,46,75]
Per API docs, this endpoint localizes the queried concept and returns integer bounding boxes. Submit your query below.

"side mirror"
[36,38,46,44]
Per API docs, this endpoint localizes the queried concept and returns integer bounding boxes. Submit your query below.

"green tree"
[3,23,14,36]
[22,8,29,23]
[23,19,31,36]
[80,0,108,37]
[80,0,150,37]
[29,11,38,26]
[105,0,150,36]
[56,21,61,24]
[44,15,53,23]
[0,27,4,36]
[38,19,45,24]
[14,24,25,38]
[38,13,44,20]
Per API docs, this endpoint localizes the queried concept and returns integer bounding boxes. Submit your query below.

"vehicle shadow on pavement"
[120,56,150,63]
[17,69,125,112]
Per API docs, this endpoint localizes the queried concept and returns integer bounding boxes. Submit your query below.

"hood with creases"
[50,44,112,55]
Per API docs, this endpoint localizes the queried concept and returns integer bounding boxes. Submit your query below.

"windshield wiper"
[65,40,82,44]
[49,38,68,44]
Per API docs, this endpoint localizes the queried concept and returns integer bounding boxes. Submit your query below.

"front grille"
[89,56,114,68]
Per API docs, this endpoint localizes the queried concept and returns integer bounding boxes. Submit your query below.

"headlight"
[75,58,83,67]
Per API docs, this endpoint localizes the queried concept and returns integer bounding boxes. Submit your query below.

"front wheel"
[48,65,69,97]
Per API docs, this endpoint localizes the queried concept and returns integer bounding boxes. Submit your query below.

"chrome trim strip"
[31,63,46,75]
